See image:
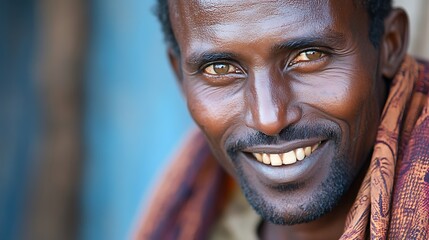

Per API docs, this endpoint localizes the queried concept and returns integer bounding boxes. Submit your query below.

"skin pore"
[167,0,408,239]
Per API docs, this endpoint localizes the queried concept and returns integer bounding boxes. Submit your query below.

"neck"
[259,161,368,240]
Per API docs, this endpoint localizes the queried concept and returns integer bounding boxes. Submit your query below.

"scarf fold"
[134,130,234,240]
[136,56,429,240]
[342,56,429,239]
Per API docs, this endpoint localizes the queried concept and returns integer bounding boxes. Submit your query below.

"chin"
[235,152,354,225]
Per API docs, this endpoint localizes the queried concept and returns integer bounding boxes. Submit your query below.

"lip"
[242,137,325,154]
[239,140,331,185]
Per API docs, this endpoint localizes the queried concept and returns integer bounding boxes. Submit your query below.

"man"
[137,0,429,239]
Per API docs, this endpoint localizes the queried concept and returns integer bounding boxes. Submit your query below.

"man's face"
[170,0,387,224]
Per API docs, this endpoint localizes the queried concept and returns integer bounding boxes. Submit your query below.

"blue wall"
[0,1,39,239]
[82,0,193,239]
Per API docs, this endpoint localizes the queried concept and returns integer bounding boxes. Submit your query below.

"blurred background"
[0,0,428,240]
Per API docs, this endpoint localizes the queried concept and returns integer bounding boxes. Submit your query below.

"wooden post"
[23,0,87,239]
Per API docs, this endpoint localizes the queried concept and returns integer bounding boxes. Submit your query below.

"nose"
[245,69,301,136]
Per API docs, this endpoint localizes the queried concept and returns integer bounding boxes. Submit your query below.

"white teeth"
[253,153,263,162]
[252,142,322,166]
[262,153,271,164]
[282,151,297,165]
[270,154,282,166]
[295,148,305,161]
[312,142,320,152]
[304,146,312,157]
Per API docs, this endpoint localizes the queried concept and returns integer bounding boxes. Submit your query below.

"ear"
[380,8,409,78]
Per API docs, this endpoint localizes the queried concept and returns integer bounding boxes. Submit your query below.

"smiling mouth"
[248,141,322,167]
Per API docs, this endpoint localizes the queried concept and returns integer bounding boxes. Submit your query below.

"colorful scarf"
[135,56,429,240]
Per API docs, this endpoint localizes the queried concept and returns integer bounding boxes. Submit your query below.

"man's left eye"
[289,50,324,66]
[204,63,241,75]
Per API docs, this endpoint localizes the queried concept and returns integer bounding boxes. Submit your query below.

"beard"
[236,151,352,225]
[226,121,356,225]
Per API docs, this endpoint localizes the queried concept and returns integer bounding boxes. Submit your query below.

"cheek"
[300,60,379,125]
[337,73,380,131]
[301,64,381,166]
[184,79,243,144]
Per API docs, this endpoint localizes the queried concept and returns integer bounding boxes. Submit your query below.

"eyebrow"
[186,52,238,69]
[185,31,347,68]
[270,31,347,53]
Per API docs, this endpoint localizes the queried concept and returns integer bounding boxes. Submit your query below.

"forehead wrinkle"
[189,0,332,35]
[192,0,301,25]
[196,0,284,15]
[190,11,332,53]
[172,0,344,38]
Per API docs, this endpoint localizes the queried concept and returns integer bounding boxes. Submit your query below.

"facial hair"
[226,122,355,225]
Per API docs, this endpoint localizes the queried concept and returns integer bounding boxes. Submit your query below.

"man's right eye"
[203,63,242,75]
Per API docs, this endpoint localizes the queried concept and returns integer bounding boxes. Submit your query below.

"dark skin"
[168,0,409,239]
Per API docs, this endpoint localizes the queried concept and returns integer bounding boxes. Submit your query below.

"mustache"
[226,122,341,155]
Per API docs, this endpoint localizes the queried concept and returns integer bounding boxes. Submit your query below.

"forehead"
[170,0,365,57]
[174,0,331,32]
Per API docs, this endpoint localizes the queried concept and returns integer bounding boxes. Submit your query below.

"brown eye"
[305,50,323,60]
[289,50,324,66]
[204,63,240,75]
[213,63,229,74]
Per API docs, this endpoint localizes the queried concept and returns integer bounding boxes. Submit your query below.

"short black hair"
[155,0,392,55]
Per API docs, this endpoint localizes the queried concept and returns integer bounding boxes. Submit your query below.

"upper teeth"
[252,142,320,166]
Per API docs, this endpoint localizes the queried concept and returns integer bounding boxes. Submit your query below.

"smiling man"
[137,0,429,239]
